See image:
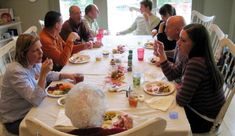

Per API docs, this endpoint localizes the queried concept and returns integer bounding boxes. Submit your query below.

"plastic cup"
[133,72,141,87]
[128,92,138,108]
[137,48,144,61]
[75,73,84,83]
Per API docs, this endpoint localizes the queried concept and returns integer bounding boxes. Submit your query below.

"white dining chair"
[38,20,44,29]
[209,24,228,62]
[23,26,37,34]
[191,10,215,29]
[193,38,235,136]
[25,117,75,136]
[113,117,167,136]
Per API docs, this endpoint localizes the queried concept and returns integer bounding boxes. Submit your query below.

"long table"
[20,36,192,136]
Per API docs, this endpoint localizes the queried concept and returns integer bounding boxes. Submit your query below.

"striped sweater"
[161,57,225,119]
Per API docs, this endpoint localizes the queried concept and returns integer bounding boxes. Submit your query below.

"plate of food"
[57,96,66,107]
[102,111,133,129]
[69,54,90,64]
[143,81,175,96]
[46,82,74,98]
[144,42,154,49]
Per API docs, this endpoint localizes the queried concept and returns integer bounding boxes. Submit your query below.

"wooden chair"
[24,117,75,136]
[113,117,166,136]
[194,38,235,136]
[23,26,37,34]
[38,20,44,29]
[209,24,228,62]
[191,10,215,29]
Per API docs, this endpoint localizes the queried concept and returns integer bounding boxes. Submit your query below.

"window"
[107,0,192,34]
[59,0,93,21]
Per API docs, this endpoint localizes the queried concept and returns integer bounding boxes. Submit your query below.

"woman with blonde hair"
[0,33,83,135]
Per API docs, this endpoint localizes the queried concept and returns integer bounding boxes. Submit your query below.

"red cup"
[75,74,84,83]
[137,48,145,61]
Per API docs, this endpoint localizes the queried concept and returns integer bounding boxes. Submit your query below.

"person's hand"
[93,41,103,48]
[154,40,167,63]
[158,22,165,33]
[41,58,53,75]
[67,32,80,43]
[60,73,84,83]
[84,41,93,49]
[151,29,158,37]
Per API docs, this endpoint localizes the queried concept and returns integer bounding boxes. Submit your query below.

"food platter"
[46,82,74,98]
[143,81,175,96]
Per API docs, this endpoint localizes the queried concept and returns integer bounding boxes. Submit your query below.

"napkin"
[145,95,174,111]
[54,109,76,132]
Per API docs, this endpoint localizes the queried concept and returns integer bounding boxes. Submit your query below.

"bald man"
[154,16,187,81]
[60,5,101,48]
[83,4,100,37]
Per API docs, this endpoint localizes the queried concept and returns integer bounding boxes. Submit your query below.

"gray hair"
[65,82,107,128]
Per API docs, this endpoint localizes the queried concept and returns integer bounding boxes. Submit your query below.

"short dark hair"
[159,4,176,16]
[140,0,153,11]
[44,11,61,29]
[85,4,93,15]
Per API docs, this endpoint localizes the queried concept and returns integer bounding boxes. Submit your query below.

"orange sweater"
[40,28,85,68]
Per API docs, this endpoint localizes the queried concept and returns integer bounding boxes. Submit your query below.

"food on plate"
[111,67,125,81]
[110,59,116,65]
[47,83,73,95]
[69,54,90,63]
[102,111,133,129]
[145,82,171,94]
[112,45,125,54]
[144,42,154,49]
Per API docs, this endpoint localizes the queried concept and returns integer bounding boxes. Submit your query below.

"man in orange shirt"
[60,5,102,48]
[40,11,89,71]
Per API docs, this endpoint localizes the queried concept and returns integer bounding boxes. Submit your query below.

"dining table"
[19,35,192,136]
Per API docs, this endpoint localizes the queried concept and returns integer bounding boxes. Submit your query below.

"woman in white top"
[0,33,83,135]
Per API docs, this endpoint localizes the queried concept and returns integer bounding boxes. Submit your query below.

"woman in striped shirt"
[155,24,225,133]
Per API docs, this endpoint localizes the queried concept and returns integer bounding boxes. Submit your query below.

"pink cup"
[137,48,145,61]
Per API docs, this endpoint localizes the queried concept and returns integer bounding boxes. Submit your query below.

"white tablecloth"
[20,36,191,136]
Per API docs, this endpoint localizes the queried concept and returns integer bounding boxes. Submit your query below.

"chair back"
[191,10,215,29]
[113,117,167,136]
[25,117,75,136]
[24,26,37,34]
[38,20,44,29]
[209,24,228,62]
[0,40,16,75]
[210,38,235,133]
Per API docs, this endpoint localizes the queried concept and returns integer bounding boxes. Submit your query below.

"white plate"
[143,81,175,96]
[57,96,66,107]
[46,82,74,98]
[69,54,90,64]
[144,42,154,49]
[102,111,132,129]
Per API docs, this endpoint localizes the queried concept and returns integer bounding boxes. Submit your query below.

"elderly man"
[60,5,101,48]
[154,16,187,81]
[117,0,160,35]
[83,4,100,37]
[40,11,87,71]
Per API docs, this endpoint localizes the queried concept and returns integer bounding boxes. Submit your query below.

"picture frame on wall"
[0,8,14,25]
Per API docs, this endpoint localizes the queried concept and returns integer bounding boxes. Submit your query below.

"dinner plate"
[102,111,132,129]
[143,81,175,96]
[57,96,66,107]
[46,82,74,98]
[144,42,154,49]
[69,54,90,64]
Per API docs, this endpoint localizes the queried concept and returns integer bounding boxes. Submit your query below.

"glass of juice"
[128,92,138,108]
